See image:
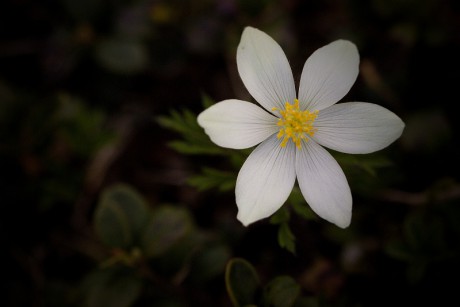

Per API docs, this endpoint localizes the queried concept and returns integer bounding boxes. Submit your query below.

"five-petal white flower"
[197,27,405,228]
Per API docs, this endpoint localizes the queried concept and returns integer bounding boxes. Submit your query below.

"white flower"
[197,27,405,228]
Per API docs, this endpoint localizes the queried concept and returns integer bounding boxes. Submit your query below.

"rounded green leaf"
[141,205,194,257]
[225,258,261,307]
[94,184,149,249]
[81,267,142,307]
[264,276,300,307]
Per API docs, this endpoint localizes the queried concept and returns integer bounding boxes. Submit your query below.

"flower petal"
[197,99,279,149]
[313,102,405,154]
[237,27,296,113]
[298,40,359,111]
[236,134,296,226]
[296,140,352,228]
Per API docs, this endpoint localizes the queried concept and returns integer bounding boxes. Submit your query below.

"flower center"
[273,99,318,149]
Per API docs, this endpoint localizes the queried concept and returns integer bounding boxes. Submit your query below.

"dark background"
[1,0,460,306]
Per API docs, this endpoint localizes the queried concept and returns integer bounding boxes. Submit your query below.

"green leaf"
[229,149,252,168]
[188,167,236,191]
[157,109,201,136]
[333,152,392,177]
[278,223,296,254]
[189,243,231,283]
[81,267,142,307]
[156,109,226,156]
[289,188,317,220]
[168,140,224,155]
[263,276,301,307]
[225,258,261,307]
[141,205,194,257]
[55,93,114,156]
[270,206,290,224]
[94,184,150,249]
[201,93,215,108]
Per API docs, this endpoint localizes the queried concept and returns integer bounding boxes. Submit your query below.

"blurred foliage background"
[1,0,460,306]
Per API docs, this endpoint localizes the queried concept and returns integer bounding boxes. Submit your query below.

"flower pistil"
[273,99,318,149]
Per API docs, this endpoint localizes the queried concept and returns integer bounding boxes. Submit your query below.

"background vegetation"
[1,0,460,306]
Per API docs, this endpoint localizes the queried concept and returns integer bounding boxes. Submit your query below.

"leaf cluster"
[157,96,396,255]
[88,183,232,307]
[226,258,319,307]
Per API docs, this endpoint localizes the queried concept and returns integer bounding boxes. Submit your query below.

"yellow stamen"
[272,99,318,149]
